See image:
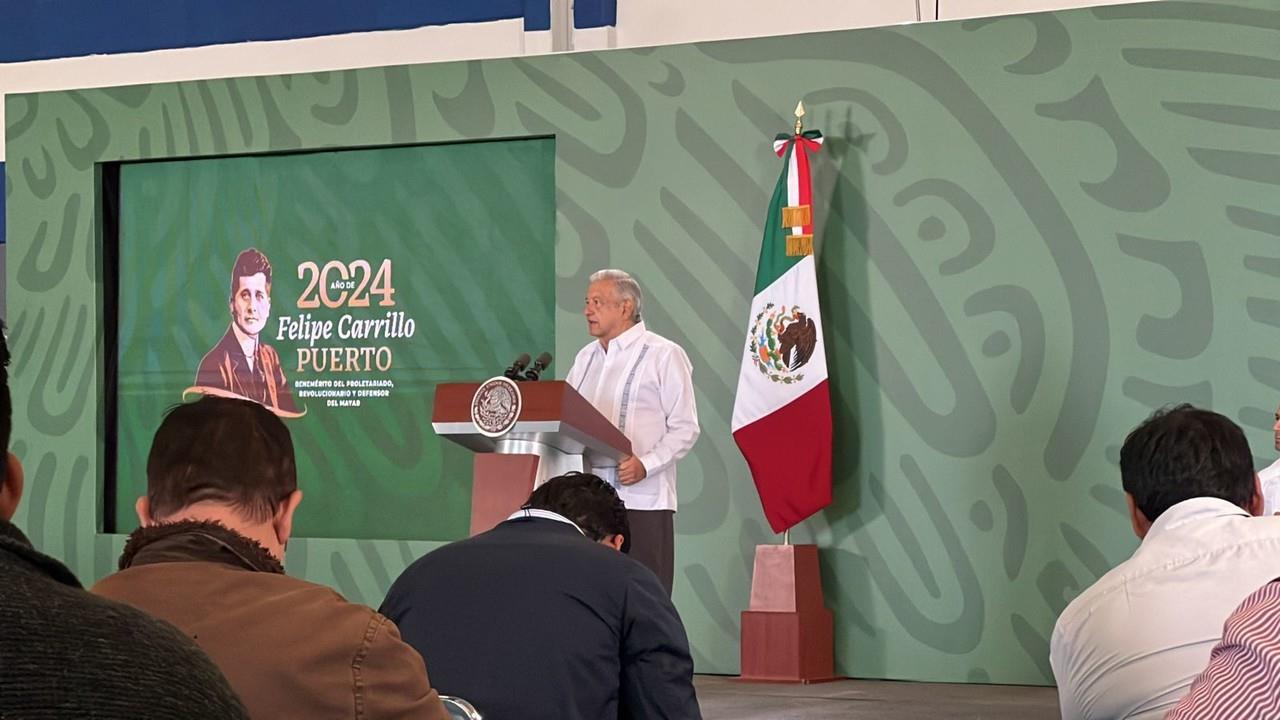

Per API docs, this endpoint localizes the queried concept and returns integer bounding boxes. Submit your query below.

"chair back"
[440,695,483,720]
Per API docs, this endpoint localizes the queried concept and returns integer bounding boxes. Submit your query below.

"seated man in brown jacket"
[93,396,448,720]
[0,321,249,719]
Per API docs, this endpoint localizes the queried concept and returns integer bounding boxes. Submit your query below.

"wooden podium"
[432,380,631,535]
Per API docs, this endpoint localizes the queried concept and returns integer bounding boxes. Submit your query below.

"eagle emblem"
[471,377,522,437]
[748,303,818,384]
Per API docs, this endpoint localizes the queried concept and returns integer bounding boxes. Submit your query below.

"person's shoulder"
[614,553,682,620]
[20,582,247,716]
[274,579,416,659]
[258,339,288,368]
[1050,517,1270,636]
[640,326,679,347]
[93,593,198,648]
[489,521,633,569]
[572,542,658,589]
[1226,579,1280,631]
[1051,555,1138,641]
[195,327,235,369]
[383,535,500,601]
[641,328,692,359]
[204,326,236,352]
[390,538,464,582]
[250,572,395,641]
[618,550,667,584]
[38,567,149,625]
[99,560,335,609]
[1210,515,1280,558]
[533,538,656,601]
[44,576,221,665]
[1262,458,1280,482]
[137,561,366,620]
[256,570,359,606]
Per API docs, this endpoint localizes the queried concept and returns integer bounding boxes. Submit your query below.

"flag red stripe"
[795,139,814,235]
[732,381,833,533]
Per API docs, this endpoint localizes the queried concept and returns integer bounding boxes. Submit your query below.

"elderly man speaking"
[565,268,700,595]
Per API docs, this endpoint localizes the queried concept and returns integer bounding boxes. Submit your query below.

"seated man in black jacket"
[381,472,702,720]
[0,320,247,718]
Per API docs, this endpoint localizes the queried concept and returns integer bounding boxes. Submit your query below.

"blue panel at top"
[0,0,528,63]
[574,0,617,29]
[524,0,550,31]
[1,161,6,245]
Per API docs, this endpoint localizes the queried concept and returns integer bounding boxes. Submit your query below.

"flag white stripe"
[731,255,828,431]
[786,145,800,235]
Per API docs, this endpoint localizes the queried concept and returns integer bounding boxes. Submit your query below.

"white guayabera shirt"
[565,321,700,512]
[1259,457,1280,515]
[1050,497,1280,720]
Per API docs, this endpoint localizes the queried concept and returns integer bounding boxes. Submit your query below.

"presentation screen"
[112,138,556,540]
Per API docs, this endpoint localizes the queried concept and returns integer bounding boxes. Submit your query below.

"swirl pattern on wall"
[5,0,1277,683]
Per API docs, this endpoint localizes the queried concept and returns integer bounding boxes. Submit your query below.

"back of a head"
[524,472,630,553]
[0,323,250,717]
[385,473,646,719]
[1120,404,1255,521]
[146,396,296,522]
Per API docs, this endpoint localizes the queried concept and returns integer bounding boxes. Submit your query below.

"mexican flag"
[731,129,833,534]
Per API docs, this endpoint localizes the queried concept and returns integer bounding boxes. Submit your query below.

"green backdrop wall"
[6,0,1277,684]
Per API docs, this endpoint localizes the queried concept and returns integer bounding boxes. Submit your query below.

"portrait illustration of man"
[192,248,300,417]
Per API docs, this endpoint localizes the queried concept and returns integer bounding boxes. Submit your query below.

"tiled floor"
[696,675,1060,719]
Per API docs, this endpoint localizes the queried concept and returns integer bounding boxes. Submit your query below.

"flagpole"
[737,100,836,682]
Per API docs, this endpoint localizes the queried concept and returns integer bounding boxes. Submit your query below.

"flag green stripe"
[753,144,803,295]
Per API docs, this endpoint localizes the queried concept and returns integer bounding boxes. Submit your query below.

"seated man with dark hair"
[0,323,248,718]
[1051,404,1280,720]
[381,472,702,720]
[93,396,448,720]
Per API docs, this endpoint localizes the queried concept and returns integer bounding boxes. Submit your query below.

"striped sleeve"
[1166,579,1280,720]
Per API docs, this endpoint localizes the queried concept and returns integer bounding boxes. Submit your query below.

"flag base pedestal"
[739,543,838,683]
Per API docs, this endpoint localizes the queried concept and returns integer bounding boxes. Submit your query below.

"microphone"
[524,352,553,381]
[504,353,531,381]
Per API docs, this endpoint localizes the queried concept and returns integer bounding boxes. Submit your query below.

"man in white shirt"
[1258,402,1280,514]
[1050,404,1280,720]
[565,269,700,595]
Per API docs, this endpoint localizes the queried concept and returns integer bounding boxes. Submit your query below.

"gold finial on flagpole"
[794,100,805,135]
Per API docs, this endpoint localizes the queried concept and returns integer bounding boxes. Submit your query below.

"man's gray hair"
[590,269,643,323]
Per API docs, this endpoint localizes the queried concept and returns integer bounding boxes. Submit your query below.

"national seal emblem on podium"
[471,376,523,437]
